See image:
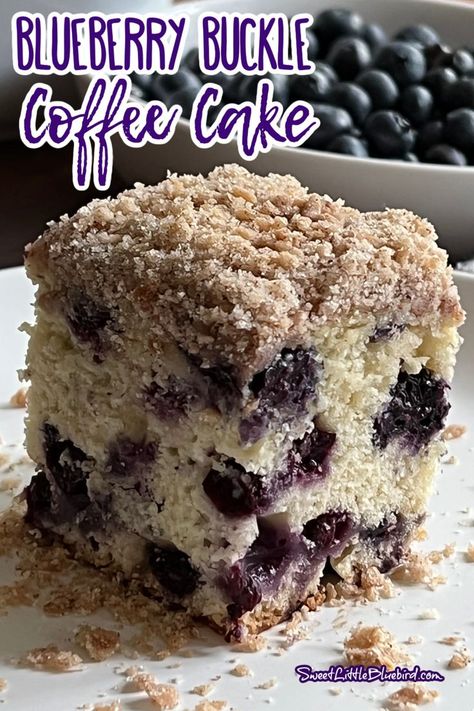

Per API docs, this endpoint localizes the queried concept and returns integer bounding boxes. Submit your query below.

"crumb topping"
[0,678,7,692]
[9,387,27,408]
[194,702,227,711]
[26,164,463,377]
[230,664,252,677]
[384,683,439,709]
[131,673,179,709]
[447,647,472,669]
[344,625,411,670]
[232,635,267,652]
[255,678,277,689]
[191,683,215,696]
[75,625,121,661]
[442,424,467,440]
[22,644,83,672]
[465,543,474,562]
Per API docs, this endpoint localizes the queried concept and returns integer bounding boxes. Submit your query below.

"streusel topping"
[26,164,463,376]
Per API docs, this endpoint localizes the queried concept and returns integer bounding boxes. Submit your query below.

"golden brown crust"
[26,164,464,378]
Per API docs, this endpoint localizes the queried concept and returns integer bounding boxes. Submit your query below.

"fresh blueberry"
[423,67,457,107]
[149,546,200,596]
[394,24,440,48]
[446,78,474,111]
[327,82,372,125]
[168,85,201,119]
[356,69,399,109]
[327,134,369,157]
[326,37,372,81]
[240,347,320,444]
[417,119,444,154]
[429,46,474,75]
[362,23,387,51]
[306,31,319,61]
[130,83,147,102]
[364,111,416,157]
[148,68,202,105]
[302,511,355,555]
[374,42,426,87]
[313,9,364,51]
[131,73,154,94]
[290,70,332,102]
[424,144,468,165]
[399,85,433,126]
[450,48,474,75]
[236,74,290,105]
[316,62,339,85]
[444,108,474,153]
[210,72,240,102]
[304,105,353,150]
[403,151,419,162]
[373,366,450,453]
[424,42,453,70]
[183,47,202,76]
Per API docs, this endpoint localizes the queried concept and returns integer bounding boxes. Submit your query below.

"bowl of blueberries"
[105,0,474,260]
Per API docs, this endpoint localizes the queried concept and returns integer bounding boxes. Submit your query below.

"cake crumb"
[448,647,472,669]
[22,645,83,672]
[0,452,10,468]
[233,635,267,652]
[0,475,21,492]
[75,625,120,661]
[391,552,433,585]
[344,625,411,670]
[414,528,428,541]
[230,664,252,677]
[92,702,121,711]
[329,687,342,696]
[439,636,463,646]
[131,673,179,709]
[384,683,439,709]
[464,543,474,562]
[194,702,227,711]
[360,566,396,600]
[418,608,440,620]
[191,684,215,697]
[0,678,7,692]
[9,387,27,408]
[256,678,277,690]
[405,636,424,645]
[442,424,466,440]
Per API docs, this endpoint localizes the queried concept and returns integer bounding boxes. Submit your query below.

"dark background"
[1,141,129,268]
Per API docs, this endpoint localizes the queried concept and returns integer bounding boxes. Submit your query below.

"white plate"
[1,265,474,711]
[77,0,474,261]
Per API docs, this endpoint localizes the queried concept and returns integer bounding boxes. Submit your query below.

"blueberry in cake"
[22,164,463,639]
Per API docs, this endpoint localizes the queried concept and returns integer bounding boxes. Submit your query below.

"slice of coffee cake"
[22,164,463,640]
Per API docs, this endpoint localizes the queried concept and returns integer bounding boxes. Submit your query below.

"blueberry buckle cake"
[22,164,463,640]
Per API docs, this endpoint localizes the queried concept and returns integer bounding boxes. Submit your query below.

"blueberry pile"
[132,8,474,165]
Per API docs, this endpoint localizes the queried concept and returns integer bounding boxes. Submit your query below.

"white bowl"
[79,0,474,261]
